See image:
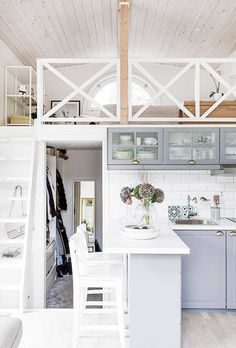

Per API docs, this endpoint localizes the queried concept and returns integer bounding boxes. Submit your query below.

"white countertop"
[103,220,190,255]
[103,218,236,255]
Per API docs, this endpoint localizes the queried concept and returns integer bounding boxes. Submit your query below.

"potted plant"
[209,70,224,101]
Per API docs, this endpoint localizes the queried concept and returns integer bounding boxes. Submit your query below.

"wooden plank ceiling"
[1,0,236,67]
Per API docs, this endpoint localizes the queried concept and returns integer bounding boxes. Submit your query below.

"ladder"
[0,133,37,311]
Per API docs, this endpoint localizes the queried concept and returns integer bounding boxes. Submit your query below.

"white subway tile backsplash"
[108,170,236,219]
[223,192,234,200]
[174,183,191,192]
[190,183,207,191]
[165,174,182,183]
[198,175,216,183]
[217,176,234,183]
[205,183,224,192]
[182,174,199,183]
[224,183,236,192]
[224,200,236,209]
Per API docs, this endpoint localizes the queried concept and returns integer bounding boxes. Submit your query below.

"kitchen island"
[103,220,189,348]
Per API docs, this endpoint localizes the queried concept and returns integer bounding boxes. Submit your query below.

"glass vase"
[135,200,156,225]
[119,204,135,227]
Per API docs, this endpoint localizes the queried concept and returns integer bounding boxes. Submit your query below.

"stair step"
[0,218,26,223]
[0,198,27,203]
[0,177,29,182]
[0,158,30,161]
[0,285,20,291]
[0,138,32,143]
[0,256,23,268]
[7,197,27,201]
[0,239,24,245]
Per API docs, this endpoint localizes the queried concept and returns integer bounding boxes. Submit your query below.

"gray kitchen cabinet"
[164,128,220,166]
[108,128,163,168]
[176,230,226,309]
[220,128,236,164]
[227,230,236,309]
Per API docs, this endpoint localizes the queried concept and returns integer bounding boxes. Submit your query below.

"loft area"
[4,58,236,126]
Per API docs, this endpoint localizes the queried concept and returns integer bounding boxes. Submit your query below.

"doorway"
[45,141,102,308]
[74,180,96,252]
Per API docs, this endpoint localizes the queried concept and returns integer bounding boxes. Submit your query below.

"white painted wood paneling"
[1,1,236,66]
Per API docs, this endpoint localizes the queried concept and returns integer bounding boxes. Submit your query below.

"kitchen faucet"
[187,194,198,219]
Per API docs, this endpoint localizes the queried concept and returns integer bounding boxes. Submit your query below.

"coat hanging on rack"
[46,167,56,222]
[56,169,67,211]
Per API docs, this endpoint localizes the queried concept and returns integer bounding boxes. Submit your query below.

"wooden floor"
[14,309,236,348]
[182,311,236,348]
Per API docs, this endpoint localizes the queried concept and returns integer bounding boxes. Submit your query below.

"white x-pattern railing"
[37,58,120,123]
[129,58,236,122]
[37,57,236,124]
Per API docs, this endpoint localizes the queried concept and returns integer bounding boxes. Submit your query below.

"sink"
[174,219,218,225]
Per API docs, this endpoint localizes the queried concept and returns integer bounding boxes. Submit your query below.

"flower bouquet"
[120,183,164,225]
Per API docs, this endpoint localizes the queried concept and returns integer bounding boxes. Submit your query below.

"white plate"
[120,225,159,240]
[143,138,158,145]
[113,151,133,159]
[137,154,157,159]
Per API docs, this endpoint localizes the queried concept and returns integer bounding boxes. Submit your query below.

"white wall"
[63,149,103,247]
[0,39,23,125]
[108,170,236,221]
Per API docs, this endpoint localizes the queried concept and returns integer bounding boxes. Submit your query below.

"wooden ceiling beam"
[119,1,129,125]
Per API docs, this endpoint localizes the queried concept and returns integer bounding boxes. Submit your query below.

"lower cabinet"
[227,230,236,309]
[176,230,226,309]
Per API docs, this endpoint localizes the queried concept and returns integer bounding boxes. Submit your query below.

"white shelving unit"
[5,66,37,126]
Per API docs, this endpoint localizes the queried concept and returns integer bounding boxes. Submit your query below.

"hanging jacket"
[56,169,67,211]
[46,172,56,222]
[56,209,70,254]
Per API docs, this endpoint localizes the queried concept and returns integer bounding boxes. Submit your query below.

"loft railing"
[37,58,120,123]
[37,57,236,124]
[128,58,236,123]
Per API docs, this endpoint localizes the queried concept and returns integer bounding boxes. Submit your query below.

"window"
[85,75,158,113]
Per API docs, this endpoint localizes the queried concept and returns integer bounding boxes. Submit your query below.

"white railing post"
[195,62,200,118]
[37,59,44,123]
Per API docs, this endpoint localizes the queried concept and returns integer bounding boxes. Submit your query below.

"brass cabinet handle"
[230,231,236,237]
[216,230,224,236]
[132,159,140,165]
[188,160,196,165]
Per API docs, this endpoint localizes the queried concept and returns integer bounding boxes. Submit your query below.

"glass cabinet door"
[165,128,219,165]
[108,128,163,166]
[192,130,218,163]
[220,129,236,164]
[135,130,162,164]
[165,130,192,164]
[109,129,135,164]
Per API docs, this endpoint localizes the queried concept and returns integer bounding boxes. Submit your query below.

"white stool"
[78,224,128,312]
[78,223,124,266]
[70,227,126,348]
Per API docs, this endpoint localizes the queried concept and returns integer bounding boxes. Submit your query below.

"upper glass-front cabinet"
[220,128,236,164]
[164,128,220,165]
[108,128,163,166]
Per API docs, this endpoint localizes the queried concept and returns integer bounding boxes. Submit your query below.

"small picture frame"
[50,100,80,118]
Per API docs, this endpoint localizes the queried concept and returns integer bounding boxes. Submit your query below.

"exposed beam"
[119,1,129,125]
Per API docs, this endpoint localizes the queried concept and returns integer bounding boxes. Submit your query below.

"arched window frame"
[83,73,161,115]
